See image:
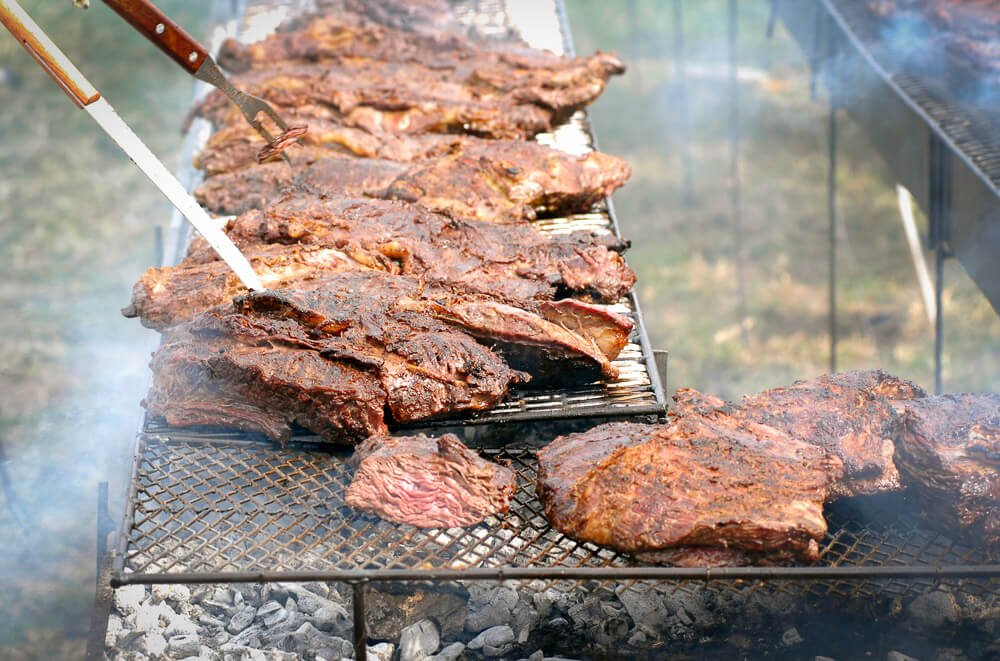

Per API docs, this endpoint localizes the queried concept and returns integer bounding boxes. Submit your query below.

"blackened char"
[345,434,517,528]
[536,419,841,564]
[897,393,1000,549]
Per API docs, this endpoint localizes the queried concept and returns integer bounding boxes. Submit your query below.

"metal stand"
[929,133,952,395]
[352,581,369,660]
[828,106,839,373]
[728,0,749,345]
[672,0,693,204]
[86,482,117,660]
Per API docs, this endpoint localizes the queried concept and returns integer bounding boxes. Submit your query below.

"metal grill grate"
[119,434,998,606]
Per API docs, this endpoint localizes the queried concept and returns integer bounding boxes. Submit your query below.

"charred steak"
[673,370,926,498]
[193,157,407,216]
[345,434,517,528]
[536,419,841,564]
[194,138,631,222]
[192,63,554,140]
[145,276,526,443]
[380,139,631,223]
[896,393,1000,548]
[126,196,635,330]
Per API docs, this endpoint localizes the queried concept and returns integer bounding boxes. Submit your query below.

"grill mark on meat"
[345,433,517,528]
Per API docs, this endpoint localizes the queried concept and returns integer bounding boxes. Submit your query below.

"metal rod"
[767,0,781,39]
[728,0,749,346]
[352,581,368,661]
[671,0,693,204]
[110,564,1000,587]
[85,554,116,661]
[97,481,109,581]
[828,105,838,373]
[935,242,944,395]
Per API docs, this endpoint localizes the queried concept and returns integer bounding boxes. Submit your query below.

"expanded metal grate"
[117,434,998,607]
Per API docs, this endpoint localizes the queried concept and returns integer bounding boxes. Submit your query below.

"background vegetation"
[0,1,995,657]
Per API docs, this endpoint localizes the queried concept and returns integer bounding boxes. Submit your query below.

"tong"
[97,0,305,162]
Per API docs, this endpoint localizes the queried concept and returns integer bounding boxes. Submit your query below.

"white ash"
[109,577,979,659]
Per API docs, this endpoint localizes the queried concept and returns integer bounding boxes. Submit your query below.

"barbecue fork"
[94,0,305,162]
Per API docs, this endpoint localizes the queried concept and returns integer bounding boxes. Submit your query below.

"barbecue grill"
[776,0,1000,393]
[90,1,1000,659]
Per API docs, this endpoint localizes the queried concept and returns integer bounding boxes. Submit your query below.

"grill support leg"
[928,133,952,395]
[828,105,838,373]
[352,580,368,660]
[672,0,693,205]
[728,0,749,346]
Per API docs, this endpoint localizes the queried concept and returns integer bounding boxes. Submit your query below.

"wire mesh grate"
[120,434,998,607]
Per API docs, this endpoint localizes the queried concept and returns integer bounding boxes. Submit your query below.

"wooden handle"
[0,0,100,107]
[101,0,208,74]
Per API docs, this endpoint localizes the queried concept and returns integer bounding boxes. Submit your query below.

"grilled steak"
[192,63,554,140]
[896,393,1000,548]
[381,139,631,223]
[345,433,517,527]
[536,419,841,564]
[146,276,527,443]
[673,370,926,498]
[194,157,407,215]
[194,138,631,222]
[146,331,389,442]
[193,118,459,175]
[215,15,625,112]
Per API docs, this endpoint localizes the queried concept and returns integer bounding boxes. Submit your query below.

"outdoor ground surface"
[0,1,996,658]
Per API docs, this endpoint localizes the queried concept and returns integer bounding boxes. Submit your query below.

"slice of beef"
[193,158,407,215]
[194,137,631,223]
[185,195,635,300]
[242,276,620,383]
[536,419,840,564]
[215,15,624,112]
[145,330,389,443]
[673,370,927,498]
[192,63,554,140]
[193,118,459,175]
[146,275,528,443]
[123,244,360,330]
[345,433,517,528]
[379,140,631,223]
[896,393,1000,548]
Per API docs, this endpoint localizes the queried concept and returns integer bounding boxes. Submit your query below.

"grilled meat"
[146,275,527,443]
[536,419,841,564]
[345,433,517,527]
[146,273,623,440]
[192,63,554,140]
[674,370,926,498]
[194,138,631,222]
[381,139,631,223]
[194,158,407,215]
[897,393,1000,548]
[126,196,636,330]
[146,332,389,442]
[193,117,459,175]
[216,15,625,112]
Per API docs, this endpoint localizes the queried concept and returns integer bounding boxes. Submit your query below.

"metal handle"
[0,0,100,107]
[101,0,208,74]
